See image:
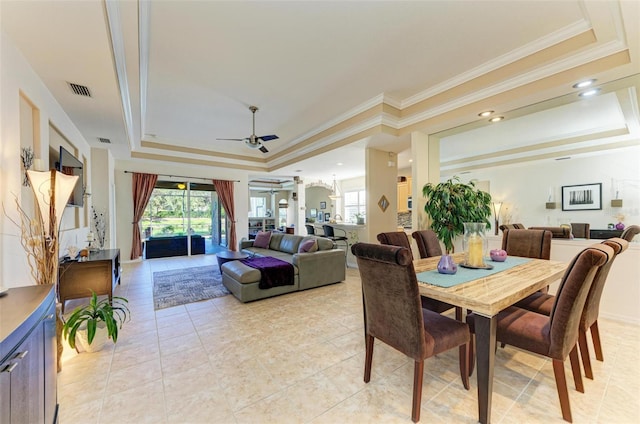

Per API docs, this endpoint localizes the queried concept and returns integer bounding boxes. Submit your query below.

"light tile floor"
[58,254,640,423]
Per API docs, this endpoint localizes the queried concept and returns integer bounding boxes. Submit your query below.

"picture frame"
[320,201,327,210]
[317,212,323,222]
[562,183,602,211]
[324,212,331,221]
[310,208,317,217]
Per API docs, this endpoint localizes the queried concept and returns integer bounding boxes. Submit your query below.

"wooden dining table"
[414,253,567,424]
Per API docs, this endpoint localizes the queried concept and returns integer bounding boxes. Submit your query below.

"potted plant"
[355,213,365,225]
[62,291,130,352]
[422,176,492,253]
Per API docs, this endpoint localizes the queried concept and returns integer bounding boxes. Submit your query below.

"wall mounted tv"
[57,146,84,207]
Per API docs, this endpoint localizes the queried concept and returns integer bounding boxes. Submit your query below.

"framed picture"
[562,183,602,211]
[324,212,331,221]
[320,201,327,210]
[317,212,323,222]
[310,208,317,217]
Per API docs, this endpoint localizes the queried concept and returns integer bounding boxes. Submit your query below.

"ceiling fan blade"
[258,135,279,142]
[259,145,269,153]
[216,138,244,141]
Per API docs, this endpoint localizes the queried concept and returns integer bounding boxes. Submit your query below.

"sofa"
[221,233,346,302]
[145,235,205,259]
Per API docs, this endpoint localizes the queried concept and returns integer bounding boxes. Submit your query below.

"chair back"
[305,224,315,235]
[411,230,443,258]
[547,244,613,359]
[529,226,571,238]
[322,225,335,237]
[351,243,426,361]
[621,225,640,242]
[571,223,590,239]
[377,232,414,260]
[580,238,629,330]
[501,229,552,259]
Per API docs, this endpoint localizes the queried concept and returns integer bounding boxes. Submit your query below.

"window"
[249,196,266,217]
[344,190,366,223]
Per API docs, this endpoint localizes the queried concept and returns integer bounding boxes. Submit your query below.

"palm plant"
[422,176,492,253]
[62,291,130,350]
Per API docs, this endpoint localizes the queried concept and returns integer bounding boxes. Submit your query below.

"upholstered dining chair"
[352,242,470,423]
[529,226,571,238]
[501,229,552,260]
[515,238,628,380]
[467,243,613,422]
[411,229,442,258]
[571,223,590,239]
[621,224,639,242]
[378,231,457,315]
[498,223,526,233]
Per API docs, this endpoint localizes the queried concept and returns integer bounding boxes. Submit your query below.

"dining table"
[414,253,567,424]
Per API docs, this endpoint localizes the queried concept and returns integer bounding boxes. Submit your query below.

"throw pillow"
[298,239,318,253]
[253,231,272,249]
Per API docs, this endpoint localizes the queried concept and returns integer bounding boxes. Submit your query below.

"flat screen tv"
[57,146,83,207]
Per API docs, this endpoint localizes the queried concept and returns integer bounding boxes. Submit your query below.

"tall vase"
[463,222,488,268]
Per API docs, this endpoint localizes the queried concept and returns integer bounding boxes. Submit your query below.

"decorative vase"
[76,322,108,353]
[615,222,625,230]
[463,222,488,268]
[437,255,458,274]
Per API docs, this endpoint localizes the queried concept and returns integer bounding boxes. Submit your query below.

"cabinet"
[58,248,121,313]
[0,285,57,424]
[397,177,412,212]
[248,217,276,238]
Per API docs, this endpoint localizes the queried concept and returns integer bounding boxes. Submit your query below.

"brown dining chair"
[501,229,552,260]
[515,238,628,380]
[499,223,526,233]
[467,243,613,422]
[378,231,456,315]
[571,223,590,239]
[411,229,442,258]
[352,242,470,423]
[621,224,639,242]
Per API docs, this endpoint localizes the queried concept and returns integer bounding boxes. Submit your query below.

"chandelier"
[328,174,340,200]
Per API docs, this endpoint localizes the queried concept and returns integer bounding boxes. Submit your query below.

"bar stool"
[323,225,349,266]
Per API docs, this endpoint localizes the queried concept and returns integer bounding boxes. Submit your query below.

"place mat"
[417,257,532,288]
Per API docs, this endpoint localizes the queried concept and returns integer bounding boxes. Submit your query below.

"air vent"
[98,138,111,144]
[67,82,92,97]
[555,157,571,161]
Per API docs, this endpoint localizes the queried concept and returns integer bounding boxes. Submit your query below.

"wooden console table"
[59,248,121,313]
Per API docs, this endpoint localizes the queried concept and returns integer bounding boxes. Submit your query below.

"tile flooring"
[58,254,640,423]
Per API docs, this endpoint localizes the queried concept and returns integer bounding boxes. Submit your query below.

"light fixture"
[579,88,601,97]
[409,159,413,163]
[478,110,494,117]
[336,162,343,166]
[489,116,504,123]
[387,152,395,167]
[572,79,596,89]
[492,202,502,235]
[328,174,340,200]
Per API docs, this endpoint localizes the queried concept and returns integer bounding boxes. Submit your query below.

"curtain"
[130,172,158,259]
[213,179,237,251]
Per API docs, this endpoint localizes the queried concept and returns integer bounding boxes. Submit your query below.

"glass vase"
[463,222,488,268]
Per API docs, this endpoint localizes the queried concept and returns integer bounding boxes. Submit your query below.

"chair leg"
[590,321,604,361]
[578,330,594,380]
[459,343,470,390]
[552,359,573,422]
[412,360,424,423]
[364,334,374,383]
[569,345,584,393]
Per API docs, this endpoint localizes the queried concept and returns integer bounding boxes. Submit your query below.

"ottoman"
[221,260,299,303]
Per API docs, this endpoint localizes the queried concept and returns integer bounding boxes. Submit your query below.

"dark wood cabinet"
[0,285,57,424]
[59,248,121,313]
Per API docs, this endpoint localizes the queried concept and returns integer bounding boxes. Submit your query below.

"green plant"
[422,176,492,253]
[62,291,130,350]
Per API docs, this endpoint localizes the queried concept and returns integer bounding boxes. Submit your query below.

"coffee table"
[216,251,249,272]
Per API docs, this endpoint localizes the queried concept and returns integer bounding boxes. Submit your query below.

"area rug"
[153,265,229,310]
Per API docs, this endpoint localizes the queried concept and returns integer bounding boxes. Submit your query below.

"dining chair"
[498,223,526,233]
[467,243,613,422]
[621,224,639,242]
[501,229,552,260]
[529,226,571,238]
[352,242,470,423]
[514,238,628,379]
[570,223,590,239]
[411,229,442,258]
[305,224,315,235]
[378,231,457,315]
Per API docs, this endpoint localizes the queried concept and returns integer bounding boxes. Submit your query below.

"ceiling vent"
[98,138,111,144]
[67,82,92,97]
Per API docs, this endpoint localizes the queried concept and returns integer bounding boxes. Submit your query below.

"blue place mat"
[416,257,532,288]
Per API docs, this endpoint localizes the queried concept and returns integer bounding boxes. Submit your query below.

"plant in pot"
[62,291,130,353]
[422,176,492,254]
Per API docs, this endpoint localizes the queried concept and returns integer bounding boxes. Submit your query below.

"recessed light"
[579,88,601,97]
[409,159,413,163]
[489,116,504,123]
[336,162,343,166]
[572,79,596,89]
[294,169,303,173]
[478,110,494,117]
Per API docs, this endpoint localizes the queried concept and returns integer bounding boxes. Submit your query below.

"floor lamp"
[27,169,79,371]
[492,201,503,236]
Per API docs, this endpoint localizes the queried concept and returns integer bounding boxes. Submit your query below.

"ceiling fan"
[217,106,278,153]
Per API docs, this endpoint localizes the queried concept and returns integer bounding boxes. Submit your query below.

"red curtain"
[213,179,237,251]
[130,173,158,259]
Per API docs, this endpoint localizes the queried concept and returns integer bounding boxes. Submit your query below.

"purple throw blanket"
[241,257,295,289]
